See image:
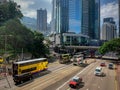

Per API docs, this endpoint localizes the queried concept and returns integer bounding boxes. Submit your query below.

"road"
[57,60,117,90]
[0,60,84,90]
[0,59,117,90]
[0,61,72,89]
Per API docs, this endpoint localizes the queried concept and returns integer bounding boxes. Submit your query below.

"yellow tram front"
[12,58,48,84]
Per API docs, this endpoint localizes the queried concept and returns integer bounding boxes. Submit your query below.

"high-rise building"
[51,0,57,34]
[37,8,47,35]
[56,0,69,34]
[0,0,7,3]
[81,0,100,40]
[118,0,120,37]
[101,17,117,41]
[69,0,81,33]
[55,0,69,44]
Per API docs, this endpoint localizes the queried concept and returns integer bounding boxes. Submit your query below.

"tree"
[29,31,49,58]
[0,1,23,25]
[99,38,120,58]
[0,1,50,59]
[0,19,34,58]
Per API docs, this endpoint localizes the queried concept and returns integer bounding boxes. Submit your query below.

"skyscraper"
[37,8,47,35]
[118,0,120,37]
[0,0,7,3]
[69,0,81,33]
[56,0,69,34]
[51,0,57,34]
[55,0,69,44]
[81,0,100,40]
[101,17,117,41]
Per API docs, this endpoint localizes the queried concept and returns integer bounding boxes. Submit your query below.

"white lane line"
[56,62,96,90]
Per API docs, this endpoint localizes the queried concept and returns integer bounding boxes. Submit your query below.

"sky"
[14,0,119,32]
[14,0,52,23]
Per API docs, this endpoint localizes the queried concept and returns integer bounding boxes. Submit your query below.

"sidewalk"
[116,64,120,90]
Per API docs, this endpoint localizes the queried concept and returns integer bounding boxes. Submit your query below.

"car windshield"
[73,79,79,82]
[109,64,113,66]
[95,69,101,72]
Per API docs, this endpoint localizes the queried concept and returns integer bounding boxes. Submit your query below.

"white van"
[94,67,102,76]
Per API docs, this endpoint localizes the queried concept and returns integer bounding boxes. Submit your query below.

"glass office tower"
[118,0,120,37]
[56,0,69,44]
[69,0,81,33]
[81,0,100,40]
[56,0,69,34]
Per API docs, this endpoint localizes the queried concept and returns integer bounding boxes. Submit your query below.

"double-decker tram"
[12,58,48,84]
[0,57,3,64]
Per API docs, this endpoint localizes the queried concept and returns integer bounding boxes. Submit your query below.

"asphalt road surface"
[56,60,117,90]
[0,59,117,90]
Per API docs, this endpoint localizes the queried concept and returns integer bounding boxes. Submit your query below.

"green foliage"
[0,1,23,25]
[0,1,49,59]
[99,38,120,55]
[0,19,33,53]
[29,31,49,58]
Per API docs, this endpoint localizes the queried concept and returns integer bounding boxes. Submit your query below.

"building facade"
[37,8,47,35]
[55,0,69,44]
[118,0,120,37]
[55,33,89,46]
[0,0,7,3]
[51,0,57,34]
[69,0,81,33]
[56,0,69,34]
[81,0,100,40]
[101,17,117,41]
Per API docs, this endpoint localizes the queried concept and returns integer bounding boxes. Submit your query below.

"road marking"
[56,62,96,90]
[86,89,89,90]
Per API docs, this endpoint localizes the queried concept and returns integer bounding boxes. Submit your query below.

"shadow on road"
[16,70,51,87]
[16,79,34,87]
[79,63,89,67]
[70,82,85,89]
[33,70,51,79]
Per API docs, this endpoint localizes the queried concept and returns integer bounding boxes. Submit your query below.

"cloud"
[14,0,52,23]
[101,2,118,25]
